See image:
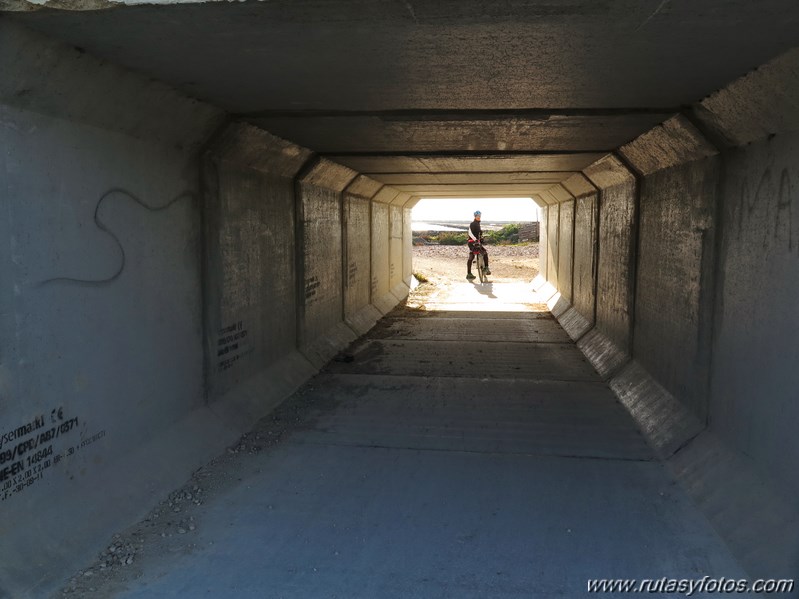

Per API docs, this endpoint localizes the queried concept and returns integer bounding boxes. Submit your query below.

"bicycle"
[470,242,489,283]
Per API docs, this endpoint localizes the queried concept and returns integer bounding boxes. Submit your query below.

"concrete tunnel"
[1,1,798,596]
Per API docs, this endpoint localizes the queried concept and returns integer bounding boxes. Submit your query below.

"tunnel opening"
[409,196,543,312]
[1,3,799,597]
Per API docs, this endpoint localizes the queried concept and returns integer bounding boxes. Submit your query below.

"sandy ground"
[412,243,539,285]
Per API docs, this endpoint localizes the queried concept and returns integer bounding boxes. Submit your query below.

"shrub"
[483,223,520,245]
[436,232,469,245]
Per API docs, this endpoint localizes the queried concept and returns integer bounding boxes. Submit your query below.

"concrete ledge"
[390,191,412,206]
[343,175,383,199]
[561,173,597,198]
[546,293,571,318]
[208,121,312,177]
[372,187,401,204]
[583,154,635,189]
[537,189,560,205]
[0,19,224,150]
[619,114,718,175]
[373,291,401,315]
[299,322,359,370]
[608,361,703,459]
[668,431,799,580]
[692,47,799,147]
[390,281,411,302]
[576,328,630,379]
[556,307,593,342]
[300,158,359,192]
[208,351,317,432]
[531,274,547,291]
[345,303,383,336]
[537,281,558,303]
[545,184,572,203]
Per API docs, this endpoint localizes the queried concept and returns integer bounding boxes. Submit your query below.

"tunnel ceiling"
[7,0,799,199]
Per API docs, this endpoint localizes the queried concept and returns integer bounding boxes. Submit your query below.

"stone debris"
[58,402,316,597]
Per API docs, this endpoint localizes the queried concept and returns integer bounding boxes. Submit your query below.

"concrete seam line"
[702,147,728,429]
[679,108,725,154]
[572,324,594,345]
[293,154,321,348]
[197,117,236,405]
[199,149,221,405]
[367,185,385,306]
[612,151,644,357]
[339,172,360,320]
[581,167,601,328]
[667,113,722,426]
[559,184,578,306]
[682,106,734,152]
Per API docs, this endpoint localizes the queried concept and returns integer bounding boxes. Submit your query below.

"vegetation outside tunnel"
[417,224,522,246]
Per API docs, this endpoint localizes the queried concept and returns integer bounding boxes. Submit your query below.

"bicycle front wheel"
[476,253,486,283]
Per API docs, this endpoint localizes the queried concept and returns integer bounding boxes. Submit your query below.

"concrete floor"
[111,282,745,598]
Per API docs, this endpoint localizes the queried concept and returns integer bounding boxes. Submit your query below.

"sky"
[411,197,539,222]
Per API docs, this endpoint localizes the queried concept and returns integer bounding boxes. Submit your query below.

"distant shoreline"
[412,220,536,232]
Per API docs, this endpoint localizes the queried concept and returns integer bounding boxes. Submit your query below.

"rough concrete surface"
[4,5,799,597]
[583,156,637,353]
[51,279,749,599]
[556,199,575,304]
[709,132,799,499]
[545,203,559,288]
[571,192,598,326]
[0,94,210,598]
[343,194,373,320]
[631,156,719,421]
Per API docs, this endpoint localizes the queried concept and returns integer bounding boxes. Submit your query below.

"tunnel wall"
[371,188,398,314]
[546,201,559,290]
[556,174,598,341]
[537,200,549,284]
[553,188,575,305]
[619,116,720,423]
[0,21,229,598]
[343,176,384,335]
[577,156,637,377]
[0,22,413,597]
[202,123,318,425]
[544,51,799,579]
[296,159,360,367]
[710,133,799,494]
[388,194,412,299]
[403,205,414,286]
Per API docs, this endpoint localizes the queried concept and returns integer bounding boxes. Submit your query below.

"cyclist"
[466,210,491,280]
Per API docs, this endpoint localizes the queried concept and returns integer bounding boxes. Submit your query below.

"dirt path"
[411,243,539,285]
[408,243,540,310]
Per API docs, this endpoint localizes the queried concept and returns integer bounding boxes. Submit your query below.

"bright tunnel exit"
[409,197,545,313]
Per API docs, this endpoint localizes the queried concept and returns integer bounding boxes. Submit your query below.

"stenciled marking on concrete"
[216,320,250,372]
[0,408,105,503]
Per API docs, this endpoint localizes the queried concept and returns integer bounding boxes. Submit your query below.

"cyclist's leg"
[466,244,476,279]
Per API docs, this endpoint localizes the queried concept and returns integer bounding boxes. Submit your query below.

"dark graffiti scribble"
[38,188,195,287]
